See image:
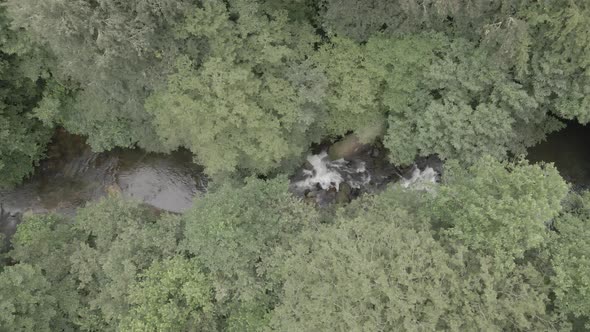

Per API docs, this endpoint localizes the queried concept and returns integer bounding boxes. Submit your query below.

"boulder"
[328,124,384,161]
[335,182,352,204]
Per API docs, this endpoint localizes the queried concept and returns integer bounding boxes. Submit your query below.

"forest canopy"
[4,0,590,178]
[2,161,589,331]
[1,0,590,331]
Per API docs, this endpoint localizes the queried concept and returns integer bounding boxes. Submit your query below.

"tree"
[10,213,83,331]
[315,32,561,166]
[69,195,183,330]
[270,185,556,331]
[382,34,564,165]
[0,8,51,188]
[4,0,196,151]
[433,157,568,266]
[145,0,321,176]
[9,195,184,331]
[0,264,56,332]
[527,0,590,124]
[312,37,385,140]
[324,0,590,167]
[182,177,319,331]
[120,257,216,332]
[549,191,590,328]
[319,0,530,42]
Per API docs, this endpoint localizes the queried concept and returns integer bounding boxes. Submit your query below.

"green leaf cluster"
[269,158,571,331]
[550,192,590,328]
[4,0,590,180]
[0,8,51,188]
[3,159,590,331]
[146,0,320,175]
[182,176,320,330]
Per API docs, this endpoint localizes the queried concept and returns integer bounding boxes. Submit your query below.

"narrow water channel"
[527,122,590,190]
[2,123,589,244]
[0,130,207,241]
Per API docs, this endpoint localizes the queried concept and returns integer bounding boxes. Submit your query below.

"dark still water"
[0,130,207,240]
[2,123,588,243]
[527,122,590,189]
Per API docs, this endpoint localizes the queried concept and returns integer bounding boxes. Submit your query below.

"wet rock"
[328,134,368,161]
[106,183,122,195]
[328,124,385,161]
[305,190,318,198]
[415,155,443,175]
[371,148,380,158]
[303,196,316,205]
[335,183,352,204]
[400,166,438,190]
[316,189,337,207]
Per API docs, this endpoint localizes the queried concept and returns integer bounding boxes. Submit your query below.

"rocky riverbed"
[4,120,586,248]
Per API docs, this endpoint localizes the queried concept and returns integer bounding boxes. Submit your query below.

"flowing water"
[527,122,590,190]
[291,152,372,192]
[0,130,207,242]
[3,122,584,245]
[290,147,442,206]
[1,132,413,243]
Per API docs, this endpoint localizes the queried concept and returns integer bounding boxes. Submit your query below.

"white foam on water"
[295,152,343,190]
[400,166,438,192]
[293,152,371,192]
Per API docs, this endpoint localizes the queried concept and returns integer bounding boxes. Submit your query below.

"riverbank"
[0,129,207,243]
[2,121,589,246]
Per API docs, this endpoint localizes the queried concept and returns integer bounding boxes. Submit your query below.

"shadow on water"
[0,129,207,246]
[527,121,590,190]
[5,122,585,246]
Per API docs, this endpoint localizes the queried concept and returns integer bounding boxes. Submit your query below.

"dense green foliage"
[318,34,563,165]
[550,192,590,325]
[145,1,319,174]
[0,8,51,187]
[434,157,568,264]
[2,161,589,331]
[120,257,215,332]
[7,197,184,331]
[268,159,573,331]
[528,1,590,124]
[2,1,590,331]
[0,264,56,331]
[4,0,193,151]
[181,177,319,331]
[271,196,551,331]
[4,0,590,178]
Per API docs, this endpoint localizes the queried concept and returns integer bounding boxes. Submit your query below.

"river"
[0,130,207,242]
[527,122,590,190]
[1,123,588,245]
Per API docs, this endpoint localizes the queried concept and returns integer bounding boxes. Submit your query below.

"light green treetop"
[146,0,321,176]
[0,264,56,332]
[120,257,216,332]
[182,177,319,331]
[434,157,569,266]
[270,183,556,331]
[549,192,590,328]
